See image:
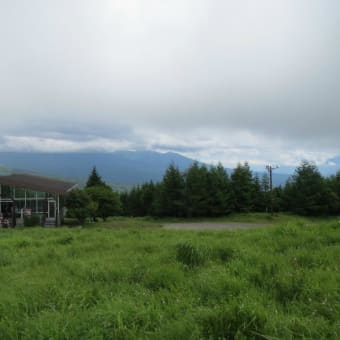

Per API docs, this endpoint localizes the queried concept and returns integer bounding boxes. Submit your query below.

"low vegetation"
[0,215,339,339]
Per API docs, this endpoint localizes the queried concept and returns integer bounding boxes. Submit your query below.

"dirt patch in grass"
[162,222,272,230]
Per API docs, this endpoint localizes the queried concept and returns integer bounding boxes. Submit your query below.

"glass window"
[14,188,25,198]
[15,201,25,210]
[38,200,45,213]
[36,191,45,198]
[26,190,36,198]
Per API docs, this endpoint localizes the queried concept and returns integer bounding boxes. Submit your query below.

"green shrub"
[195,271,245,304]
[143,266,183,291]
[0,250,11,266]
[55,235,74,245]
[24,214,41,227]
[274,270,306,305]
[214,246,235,262]
[176,241,209,268]
[16,239,31,248]
[199,301,267,339]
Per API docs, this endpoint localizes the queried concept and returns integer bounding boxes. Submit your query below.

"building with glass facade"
[0,174,78,227]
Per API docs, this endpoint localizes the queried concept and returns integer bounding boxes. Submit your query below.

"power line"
[266,164,279,213]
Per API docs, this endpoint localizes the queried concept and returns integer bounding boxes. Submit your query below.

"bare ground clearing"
[162,222,272,230]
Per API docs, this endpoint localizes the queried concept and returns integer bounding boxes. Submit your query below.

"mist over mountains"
[0,151,327,188]
[0,151,189,185]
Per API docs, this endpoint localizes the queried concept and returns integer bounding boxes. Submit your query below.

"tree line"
[65,161,340,222]
[120,161,340,218]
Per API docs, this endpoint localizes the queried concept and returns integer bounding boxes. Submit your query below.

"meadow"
[0,214,339,339]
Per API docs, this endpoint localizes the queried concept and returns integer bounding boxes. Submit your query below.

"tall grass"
[0,215,339,339]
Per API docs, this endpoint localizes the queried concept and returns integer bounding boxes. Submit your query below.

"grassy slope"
[0,215,339,339]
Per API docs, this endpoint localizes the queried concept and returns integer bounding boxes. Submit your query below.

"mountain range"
[0,151,196,188]
[0,151,325,189]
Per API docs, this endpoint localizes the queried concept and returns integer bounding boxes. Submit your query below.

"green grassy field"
[0,215,339,339]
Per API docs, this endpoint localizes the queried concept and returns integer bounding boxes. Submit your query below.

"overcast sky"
[1,0,339,168]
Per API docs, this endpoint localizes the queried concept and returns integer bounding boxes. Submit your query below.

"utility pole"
[266,164,279,214]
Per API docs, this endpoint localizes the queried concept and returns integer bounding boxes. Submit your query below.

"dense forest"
[66,161,340,222]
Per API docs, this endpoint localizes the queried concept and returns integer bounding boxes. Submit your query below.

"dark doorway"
[0,201,16,227]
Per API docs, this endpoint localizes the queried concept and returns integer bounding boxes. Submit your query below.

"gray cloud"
[0,0,339,166]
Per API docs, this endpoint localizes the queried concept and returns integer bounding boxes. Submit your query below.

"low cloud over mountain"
[1,1,339,168]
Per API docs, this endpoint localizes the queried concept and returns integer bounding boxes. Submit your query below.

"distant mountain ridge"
[0,151,290,188]
[0,151,196,187]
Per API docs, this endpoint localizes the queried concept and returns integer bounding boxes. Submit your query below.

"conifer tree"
[325,173,340,214]
[272,186,284,212]
[127,186,143,216]
[86,166,107,188]
[252,174,265,212]
[283,161,332,215]
[230,162,253,212]
[160,164,185,217]
[139,181,157,216]
[260,173,271,212]
[185,162,210,217]
[119,191,130,216]
[207,163,233,216]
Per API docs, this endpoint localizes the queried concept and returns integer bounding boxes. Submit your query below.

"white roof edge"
[66,184,79,193]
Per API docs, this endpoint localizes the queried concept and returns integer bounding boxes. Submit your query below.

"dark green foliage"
[200,302,267,339]
[24,214,41,227]
[0,249,11,266]
[160,164,185,217]
[252,174,265,212]
[207,163,233,216]
[86,185,122,221]
[326,171,340,213]
[120,160,340,217]
[283,161,338,215]
[123,186,142,216]
[66,168,122,223]
[272,185,284,212]
[121,162,234,217]
[65,189,94,223]
[86,166,107,188]
[274,270,306,305]
[231,162,254,212]
[185,162,210,217]
[139,182,158,216]
[214,246,235,262]
[176,241,209,267]
[119,190,129,215]
[0,185,11,198]
[55,235,74,245]
[121,182,159,217]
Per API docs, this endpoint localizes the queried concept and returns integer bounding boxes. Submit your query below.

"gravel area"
[162,222,271,230]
